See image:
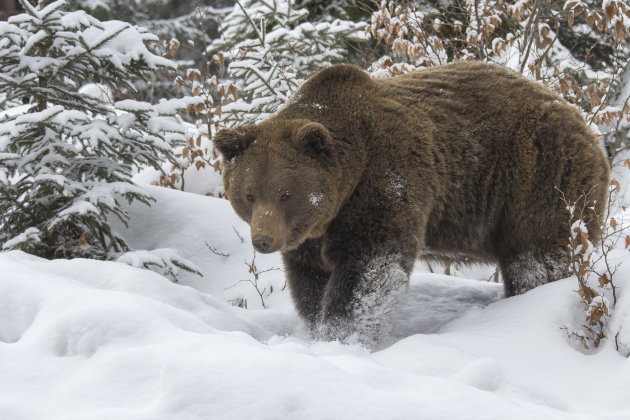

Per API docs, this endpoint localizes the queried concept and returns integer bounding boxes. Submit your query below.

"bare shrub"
[367,0,630,166]
[561,177,629,352]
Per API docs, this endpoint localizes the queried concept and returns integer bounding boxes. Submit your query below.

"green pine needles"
[211,0,366,126]
[0,0,188,262]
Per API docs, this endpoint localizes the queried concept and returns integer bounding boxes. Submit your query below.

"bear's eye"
[246,194,255,203]
[280,193,290,203]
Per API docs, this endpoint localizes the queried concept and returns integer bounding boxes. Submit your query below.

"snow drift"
[1,186,629,420]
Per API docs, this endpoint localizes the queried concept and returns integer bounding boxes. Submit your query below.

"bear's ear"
[213,126,256,161]
[293,122,332,158]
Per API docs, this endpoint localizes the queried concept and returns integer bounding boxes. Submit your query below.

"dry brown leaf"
[78,232,88,247]
[605,2,615,20]
[578,284,599,301]
[578,261,588,277]
[611,179,621,192]
[169,39,180,57]
[229,85,239,101]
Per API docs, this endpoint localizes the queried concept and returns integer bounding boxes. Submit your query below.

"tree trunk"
[0,0,17,21]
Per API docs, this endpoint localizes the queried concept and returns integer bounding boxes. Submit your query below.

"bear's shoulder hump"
[304,64,372,90]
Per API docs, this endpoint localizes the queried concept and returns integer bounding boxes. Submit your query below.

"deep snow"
[1,186,630,420]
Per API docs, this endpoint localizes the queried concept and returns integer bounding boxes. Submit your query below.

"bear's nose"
[252,235,273,253]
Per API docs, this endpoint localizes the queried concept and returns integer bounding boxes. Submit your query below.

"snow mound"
[1,187,630,419]
[110,185,289,308]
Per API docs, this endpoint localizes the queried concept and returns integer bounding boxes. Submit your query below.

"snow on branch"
[0,0,189,273]
[116,248,203,282]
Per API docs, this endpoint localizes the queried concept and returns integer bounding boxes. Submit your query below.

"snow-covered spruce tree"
[0,0,201,278]
[63,1,231,105]
[296,0,374,22]
[66,0,228,47]
[210,0,366,126]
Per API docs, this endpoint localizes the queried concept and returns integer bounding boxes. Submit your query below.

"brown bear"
[214,61,610,346]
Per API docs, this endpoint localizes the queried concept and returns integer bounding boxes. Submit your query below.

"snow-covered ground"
[1,186,630,420]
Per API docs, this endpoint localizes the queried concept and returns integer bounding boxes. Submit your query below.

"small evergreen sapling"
[210,0,366,126]
[0,0,199,278]
[149,1,367,191]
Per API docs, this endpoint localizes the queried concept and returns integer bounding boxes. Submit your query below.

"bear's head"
[214,119,342,253]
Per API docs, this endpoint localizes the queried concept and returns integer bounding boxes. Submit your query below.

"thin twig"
[519,0,541,74]
[232,226,244,243]
[205,241,230,257]
[234,0,265,46]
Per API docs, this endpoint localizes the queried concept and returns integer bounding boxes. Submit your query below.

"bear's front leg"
[282,238,330,327]
[317,211,421,348]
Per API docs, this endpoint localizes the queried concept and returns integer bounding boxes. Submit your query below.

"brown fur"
[214,62,610,346]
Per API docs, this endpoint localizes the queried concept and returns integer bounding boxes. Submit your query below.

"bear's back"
[377,62,561,120]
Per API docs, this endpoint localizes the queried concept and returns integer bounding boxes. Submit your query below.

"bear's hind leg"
[500,251,570,297]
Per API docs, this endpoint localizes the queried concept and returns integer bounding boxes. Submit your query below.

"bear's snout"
[252,235,273,253]
[250,203,287,253]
